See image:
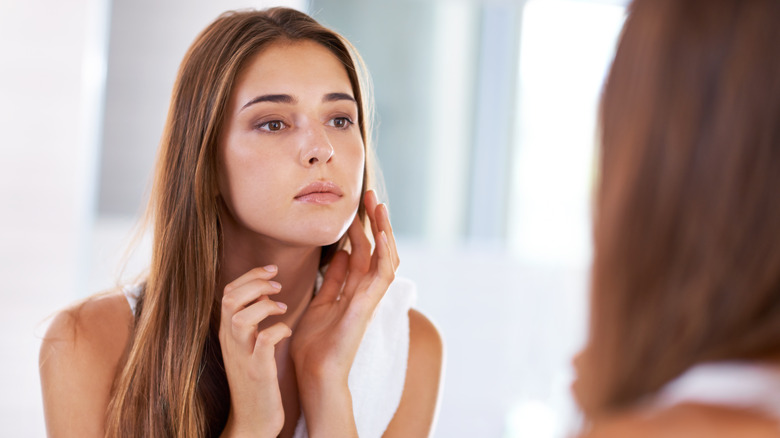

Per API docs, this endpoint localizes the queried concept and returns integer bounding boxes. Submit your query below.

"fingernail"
[270,281,282,290]
[264,264,277,272]
[276,301,287,310]
[381,231,388,244]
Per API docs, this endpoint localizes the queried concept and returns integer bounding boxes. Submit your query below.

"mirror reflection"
[3,0,629,436]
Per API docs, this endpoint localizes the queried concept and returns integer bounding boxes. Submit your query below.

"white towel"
[293,277,416,437]
[652,361,780,421]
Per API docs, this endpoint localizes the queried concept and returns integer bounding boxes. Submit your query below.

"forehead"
[231,39,354,102]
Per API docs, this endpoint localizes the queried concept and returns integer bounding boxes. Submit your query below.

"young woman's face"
[218,40,365,247]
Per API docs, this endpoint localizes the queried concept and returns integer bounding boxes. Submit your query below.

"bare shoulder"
[40,291,134,363]
[408,309,444,365]
[383,309,443,437]
[39,292,134,437]
[581,404,780,438]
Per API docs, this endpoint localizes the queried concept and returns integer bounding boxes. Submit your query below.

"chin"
[292,209,356,245]
[309,227,349,247]
[285,219,351,248]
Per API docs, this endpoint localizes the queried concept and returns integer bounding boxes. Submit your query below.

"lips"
[294,181,344,204]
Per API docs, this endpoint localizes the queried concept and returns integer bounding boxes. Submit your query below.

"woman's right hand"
[219,265,291,438]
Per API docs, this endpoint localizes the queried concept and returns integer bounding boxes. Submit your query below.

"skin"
[39,40,443,438]
[580,404,780,438]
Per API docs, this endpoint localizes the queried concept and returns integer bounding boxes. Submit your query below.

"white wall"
[0,0,109,434]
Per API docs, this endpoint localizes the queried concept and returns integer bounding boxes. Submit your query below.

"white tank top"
[124,276,417,438]
[652,361,780,423]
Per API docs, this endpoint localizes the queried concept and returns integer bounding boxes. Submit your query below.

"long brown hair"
[105,8,375,436]
[578,0,780,417]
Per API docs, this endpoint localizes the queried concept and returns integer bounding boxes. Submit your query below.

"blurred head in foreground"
[576,0,780,418]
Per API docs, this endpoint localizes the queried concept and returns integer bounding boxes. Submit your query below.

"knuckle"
[256,324,290,347]
[352,260,370,274]
[231,313,249,330]
[255,330,272,346]
[221,293,237,310]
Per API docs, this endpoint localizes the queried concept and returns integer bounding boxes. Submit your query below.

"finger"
[253,322,292,357]
[224,265,279,294]
[221,278,282,323]
[346,214,371,273]
[366,231,396,300]
[351,230,395,318]
[369,203,396,273]
[314,250,349,304]
[376,203,400,270]
[230,300,288,352]
[344,226,372,300]
[345,233,394,323]
[364,190,380,236]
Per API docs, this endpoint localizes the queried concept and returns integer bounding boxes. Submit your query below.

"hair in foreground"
[578,0,780,417]
[104,8,375,436]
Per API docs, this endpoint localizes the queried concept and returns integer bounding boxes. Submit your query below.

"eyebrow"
[323,92,356,103]
[240,92,356,111]
[241,94,296,110]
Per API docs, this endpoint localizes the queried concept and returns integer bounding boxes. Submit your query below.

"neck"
[218,227,322,331]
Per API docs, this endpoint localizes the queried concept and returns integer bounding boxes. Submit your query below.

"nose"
[300,127,334,167]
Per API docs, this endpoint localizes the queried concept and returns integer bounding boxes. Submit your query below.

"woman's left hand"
[289,190,399,433]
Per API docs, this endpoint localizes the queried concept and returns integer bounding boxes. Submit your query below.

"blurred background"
[0,0,627,435]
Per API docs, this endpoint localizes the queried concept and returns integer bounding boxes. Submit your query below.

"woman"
[574,0,780,436]
[39,8,442,437]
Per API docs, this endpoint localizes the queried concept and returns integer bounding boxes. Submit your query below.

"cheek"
[219,150,280,213]
[345,139,366,186]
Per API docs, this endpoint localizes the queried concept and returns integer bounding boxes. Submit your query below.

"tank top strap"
[122,283,142,316]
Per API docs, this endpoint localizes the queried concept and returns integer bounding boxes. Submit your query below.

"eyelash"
[257,120,287,132]
[327,117,355,129]
[255,117,354,133]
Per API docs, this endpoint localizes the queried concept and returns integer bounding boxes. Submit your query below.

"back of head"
[579,0,780,417]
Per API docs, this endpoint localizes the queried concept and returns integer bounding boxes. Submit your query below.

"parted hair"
[104,8,375,437]
[578,0,780,417]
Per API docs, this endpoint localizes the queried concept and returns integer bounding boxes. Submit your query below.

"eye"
[328,117,354,129]
[257,120,287,132]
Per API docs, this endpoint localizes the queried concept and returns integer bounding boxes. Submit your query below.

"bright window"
[508,0,625,268]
